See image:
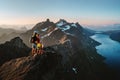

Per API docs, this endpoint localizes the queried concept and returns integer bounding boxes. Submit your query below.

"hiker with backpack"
[30,31,43,55]
[36,34,43,55]
[30,31,37,55]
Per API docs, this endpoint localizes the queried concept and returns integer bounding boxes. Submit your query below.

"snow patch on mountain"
[72,67,77,74]
[61,25,71,31]
[64,32,74,36]
[71,23,77,28]
[56,19,67,27]
[57,21,64,26]
[41,27,58,38]
[57,22,71,31]
[41,27,48,32]
[56,20,78,32]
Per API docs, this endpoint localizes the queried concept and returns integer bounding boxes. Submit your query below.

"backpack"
[37,43,43,49]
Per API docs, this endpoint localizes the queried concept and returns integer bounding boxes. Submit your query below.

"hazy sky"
[0,0,120,25]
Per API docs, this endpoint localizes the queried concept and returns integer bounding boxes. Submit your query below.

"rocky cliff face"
[0,37,30,66]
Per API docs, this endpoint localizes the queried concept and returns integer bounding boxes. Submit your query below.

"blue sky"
[0,0,120,25]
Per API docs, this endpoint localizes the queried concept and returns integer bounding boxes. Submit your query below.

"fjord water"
[91,34,120,70]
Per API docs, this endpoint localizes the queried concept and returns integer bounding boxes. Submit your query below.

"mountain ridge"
[0,19,116,80]
[20,19,98,47]
[0,37,30,66]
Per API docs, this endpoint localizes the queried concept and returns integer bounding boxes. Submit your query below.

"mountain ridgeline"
[103,30,120,43]
[20,19,97,47]
[0,19,116,80]
[0,37,30,66]
[109,31,120,43]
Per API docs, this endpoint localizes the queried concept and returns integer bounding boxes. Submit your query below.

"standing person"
[30,31,38,55]
[36,34,43,55]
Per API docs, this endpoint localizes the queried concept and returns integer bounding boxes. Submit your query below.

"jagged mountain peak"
[56,19,68,27]
[10,37,22,43]
[46,18,50,22]
[31,19,56,33]
[0,37,30,66]
[58,19,68,23]
[56,19,83,32]
[56,19,80,27]
[4,37,28,48]
[33,19,54,28]
[31,19,83,33]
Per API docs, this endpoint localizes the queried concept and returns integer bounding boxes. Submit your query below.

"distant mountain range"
[103,30,120,43]
[85,24,120,31]
[0,27,16,36]
[0,27,25,44]
[110,32,120,42]
[0,24,34,31]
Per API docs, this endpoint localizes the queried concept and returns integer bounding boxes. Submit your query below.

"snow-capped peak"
[41,27,48,32]
[56,19,71,31]
[58,25,71,31]
[56,19,79,31]
[56,19,67,27]
[71,23,77,28]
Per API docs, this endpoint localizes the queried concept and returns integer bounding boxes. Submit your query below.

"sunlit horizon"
[0,0,120,26]
[0,17,120,26]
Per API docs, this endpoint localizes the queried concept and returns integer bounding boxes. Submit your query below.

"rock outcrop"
[0,37,30,66]
[0,47,62,80]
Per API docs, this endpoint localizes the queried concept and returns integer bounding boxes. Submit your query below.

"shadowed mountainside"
[110,31,120,43]
[103,30,120,43]
[0,37,30,66]
[0,46,116,80]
